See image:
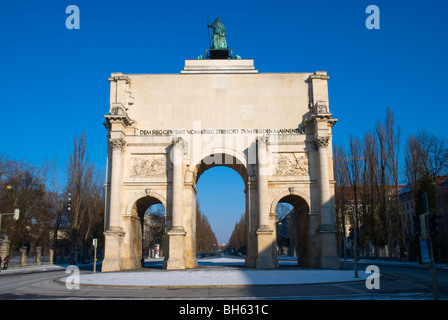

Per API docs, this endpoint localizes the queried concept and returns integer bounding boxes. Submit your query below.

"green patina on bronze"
[208,18,227,50]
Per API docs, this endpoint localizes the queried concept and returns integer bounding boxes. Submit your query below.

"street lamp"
[67,193,71,212]
[0,186,20,234]
[0,208,20,233]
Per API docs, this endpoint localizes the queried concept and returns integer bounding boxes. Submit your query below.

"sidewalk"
[0,261,97,275]
[0,264,66,275]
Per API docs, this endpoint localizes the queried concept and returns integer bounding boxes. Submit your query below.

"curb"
[54,278,368,289]
[0,264,66,275]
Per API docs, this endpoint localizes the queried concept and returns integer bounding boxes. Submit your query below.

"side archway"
[126,190,168,216]
[272,189,311,267]
[124,191,167,268]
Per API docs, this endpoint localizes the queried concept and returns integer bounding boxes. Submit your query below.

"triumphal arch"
[102,26,339,271]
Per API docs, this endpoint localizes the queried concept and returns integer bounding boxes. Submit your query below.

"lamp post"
[422,192,439,300]
[92,238,98,273]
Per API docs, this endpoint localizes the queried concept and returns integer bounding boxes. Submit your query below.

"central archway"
[190,152,252,267]
[192,151,249,184]
[196,166,245,259]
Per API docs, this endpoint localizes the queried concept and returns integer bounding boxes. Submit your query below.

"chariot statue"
[207,17,228,50]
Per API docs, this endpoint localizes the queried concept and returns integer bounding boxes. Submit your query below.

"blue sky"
[1,1,447,244]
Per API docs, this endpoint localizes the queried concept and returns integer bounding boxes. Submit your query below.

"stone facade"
[102,59,339,271]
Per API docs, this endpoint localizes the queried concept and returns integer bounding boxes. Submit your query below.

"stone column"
[102,137,126,272]
[255,136,275,268]
[36,247,42,265]
[49,248,54,265]
[315,136,332,226]
[257,136,270,230]
[171,137,184,231]
[108,137,126,228]
[0,236,10,262]
[314,136,339,269]
[20,246,27,266]
[245,175,257,268]
[165,137,186,270]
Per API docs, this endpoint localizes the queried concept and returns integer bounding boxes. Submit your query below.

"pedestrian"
[0,256,2,271]
[2,255,9,270]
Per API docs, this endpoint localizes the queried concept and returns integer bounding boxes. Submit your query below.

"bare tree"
[361,131,379,245]
[333,144,350,253]
[44,157,71,251]
[347,135,363,234]
[376,117,391,248]
[228,212,247,253]
[417,130,448,181]
[0,156,53,252]
[195,201,218,254]
[383,108,404,254]
[346,135,363,273]
[66,132,105,262]
[405,130,448,190]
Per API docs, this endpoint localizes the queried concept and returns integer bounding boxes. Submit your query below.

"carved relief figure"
[130,157,166,177]
[274,153,308,176]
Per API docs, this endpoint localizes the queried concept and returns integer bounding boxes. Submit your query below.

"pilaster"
[165,136,187,270]
[256,136,275,269]
[102,75,135,272]
[304,71,339,269]
[314,136,339,269]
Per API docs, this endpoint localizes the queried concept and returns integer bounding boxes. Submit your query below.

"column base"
[256,227,276,269]
[102,258,123,272]
[164,227,186,270]
[317,227,340,269]
[245,256,257,268]
[185,257,198,269]
[102,227,125,272]
[122,257,143,270]
[319,255,340,269]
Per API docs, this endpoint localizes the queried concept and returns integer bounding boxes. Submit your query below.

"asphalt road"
[0,262,446,300]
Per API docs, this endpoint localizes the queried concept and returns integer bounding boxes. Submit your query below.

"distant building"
[398,186,415,243]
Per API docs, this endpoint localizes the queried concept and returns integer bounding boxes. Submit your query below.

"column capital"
[171,136,184,147]
[308,71,330,81]
[256,135,269,147]
[171,136,187,154]
[314,136,330,149]
[104,114,135,127]
[109,138,127,151]
[108,73,131,83]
